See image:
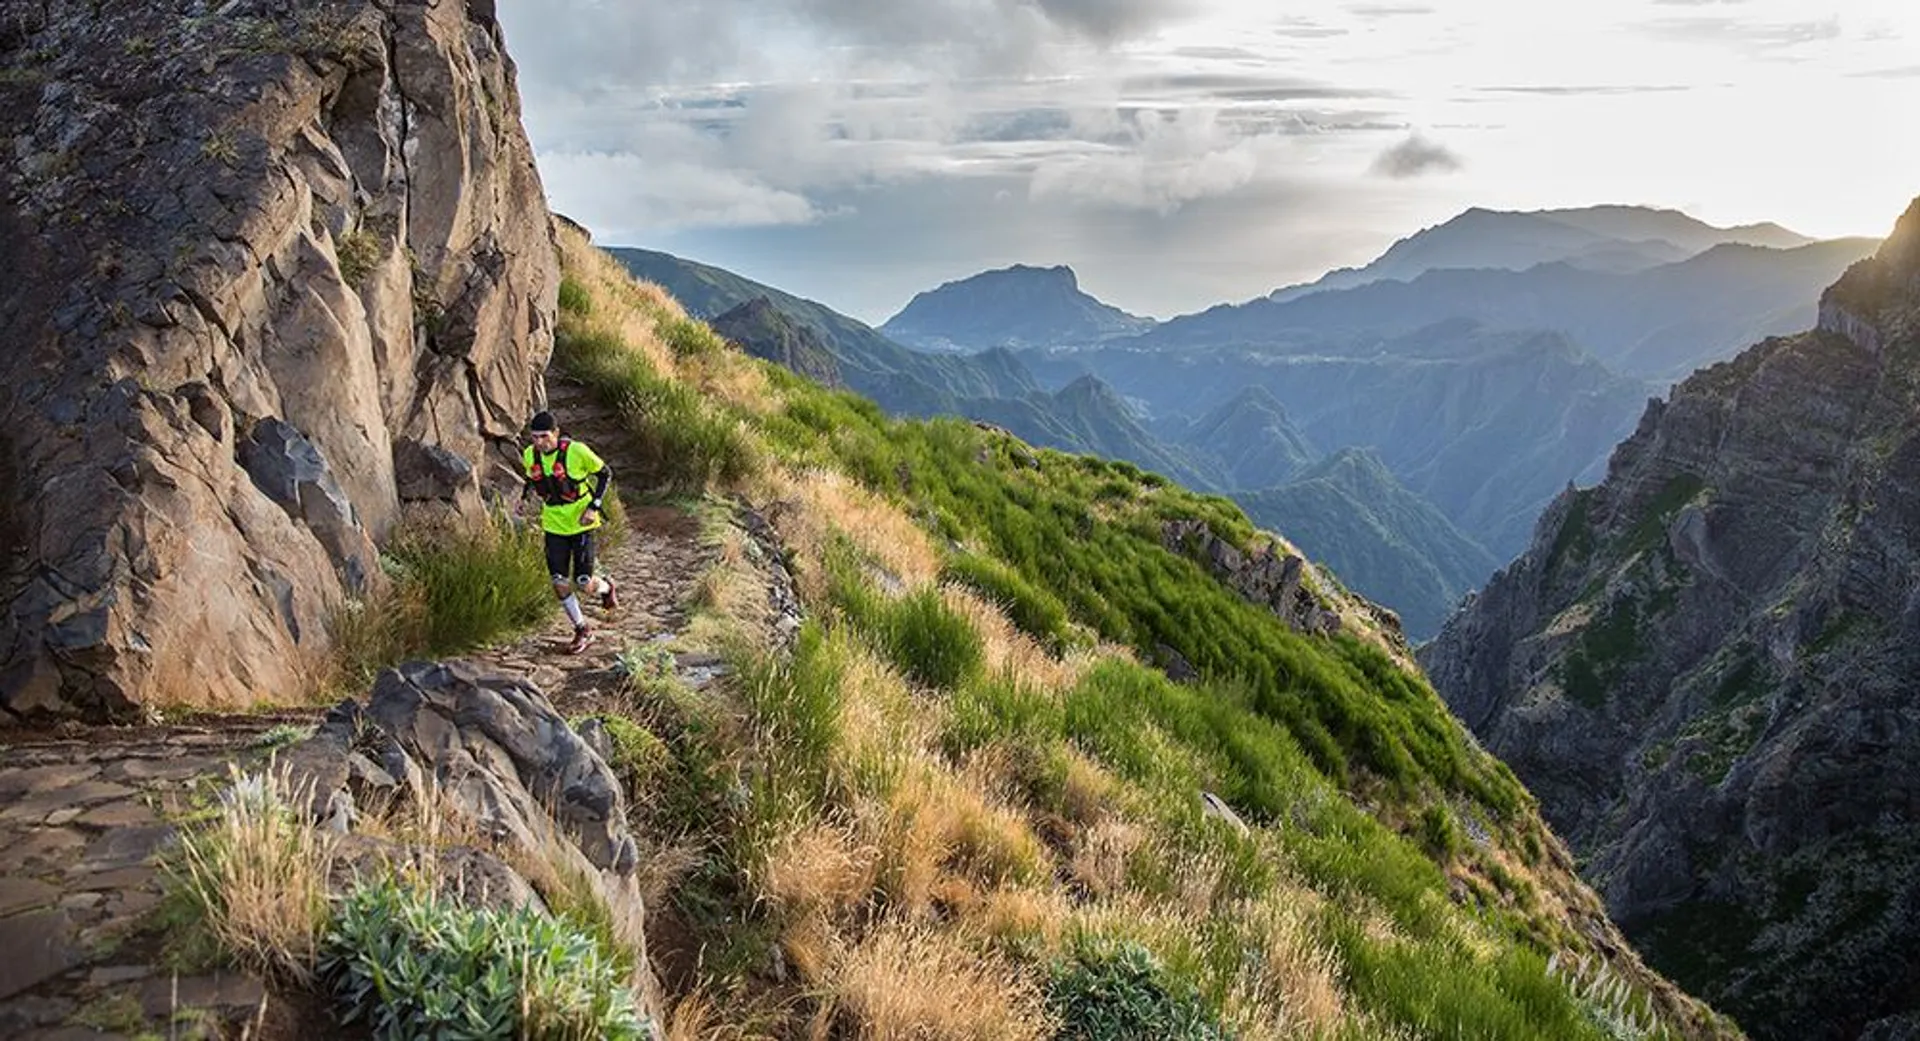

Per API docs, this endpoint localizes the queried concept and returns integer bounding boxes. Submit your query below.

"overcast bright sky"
[496,0,1918,322]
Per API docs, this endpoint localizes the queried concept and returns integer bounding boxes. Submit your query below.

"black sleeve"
[590,464,612,505]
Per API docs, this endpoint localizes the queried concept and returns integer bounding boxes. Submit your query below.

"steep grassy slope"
[550,226,1739,1040]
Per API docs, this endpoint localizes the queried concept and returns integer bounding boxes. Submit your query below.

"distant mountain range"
[1269,204,1816,302]
[609,204,1878,641]
[880,264,1156,352]
[1142,237,1879,381]
[1022,324,1655,561]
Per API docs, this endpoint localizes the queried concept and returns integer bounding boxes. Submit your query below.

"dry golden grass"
[350,770,491,855]
[939,584,1086,691]
[1224,895,1349,1041]
[782,907,844,985]
[1069,818,1145,900]
[686,346,781,418]
[881,758,1048,904]
[762,822,879,917]
[634,836,707,913]
[665,989,776,1041]
[763,467,943,599]
[557,228,680,377]
[965,885,1072,954]
[830,921,1053,1041]
[170,769,334,986]
[1057,748,1120,826]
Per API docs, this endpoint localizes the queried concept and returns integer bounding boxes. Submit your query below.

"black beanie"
[530,410,557,432]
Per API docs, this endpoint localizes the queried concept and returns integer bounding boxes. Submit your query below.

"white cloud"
[538,151,825,232]
[1027,108,1273,212]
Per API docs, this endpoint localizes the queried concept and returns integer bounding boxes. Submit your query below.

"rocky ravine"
[1421,197,1920,1041]
[0,0,556,722]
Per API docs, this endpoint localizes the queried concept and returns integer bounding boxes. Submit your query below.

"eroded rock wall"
[0,0,557,721]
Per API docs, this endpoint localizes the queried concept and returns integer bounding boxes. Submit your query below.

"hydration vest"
[526,439,585,505]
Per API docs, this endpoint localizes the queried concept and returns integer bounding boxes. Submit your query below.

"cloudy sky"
[496,0,1918,323]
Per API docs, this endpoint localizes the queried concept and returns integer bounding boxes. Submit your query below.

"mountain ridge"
[1151,236,1881,381]
[1269,204,1820,303]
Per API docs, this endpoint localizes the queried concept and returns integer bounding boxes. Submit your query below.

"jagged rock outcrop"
[0,0,558,721]
[1421,196,1920,1041]
[1162,518,1344,636]
[281,659,662,1034]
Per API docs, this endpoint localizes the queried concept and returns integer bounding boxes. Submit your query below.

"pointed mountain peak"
[1819,194,1920,349]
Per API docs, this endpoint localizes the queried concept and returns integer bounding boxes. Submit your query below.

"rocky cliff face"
[0,0,557,722]
[1420,197,1920,1041]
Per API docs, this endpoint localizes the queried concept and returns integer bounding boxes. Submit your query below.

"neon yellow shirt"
[522,440,607,535]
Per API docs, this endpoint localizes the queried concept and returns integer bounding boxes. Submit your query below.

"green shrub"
[1046,939,1229,1041]
[385,510,553,657]
[320,879,649,1041]
[941,552,1071,650]
[880,586,984,692]
[557,276,592,316]
[1419,803,1463,861]
[330,511,552,692]
[337,228,382,287]
[662,316,725,358]
[595,715,671,796]
[944,670,1065,756]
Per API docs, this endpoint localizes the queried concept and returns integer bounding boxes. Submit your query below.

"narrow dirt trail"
[465,375,720,717]
[0,374,720,1039]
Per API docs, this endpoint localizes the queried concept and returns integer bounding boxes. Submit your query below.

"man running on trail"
[521,409,618,654]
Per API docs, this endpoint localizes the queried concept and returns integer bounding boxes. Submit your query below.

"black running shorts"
[544,530,596,586]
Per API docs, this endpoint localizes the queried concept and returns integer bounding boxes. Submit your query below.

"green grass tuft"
[558,276,593,316]
[385,511,553,657]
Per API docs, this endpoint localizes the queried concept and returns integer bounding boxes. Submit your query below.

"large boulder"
[279,659,660,1035]
[282,659,641,880]
[0,0,559,721]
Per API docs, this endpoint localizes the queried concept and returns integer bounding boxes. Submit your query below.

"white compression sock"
[561,594,585,627]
